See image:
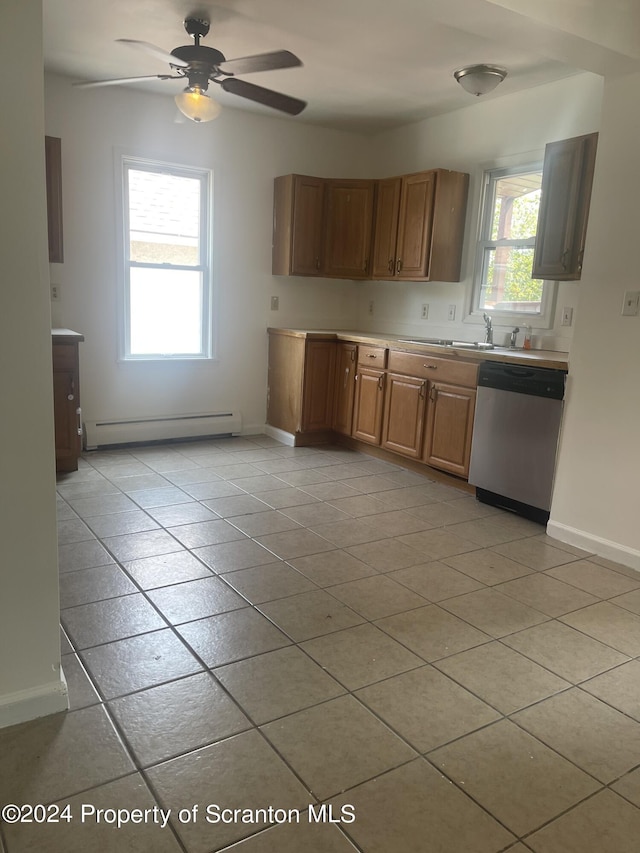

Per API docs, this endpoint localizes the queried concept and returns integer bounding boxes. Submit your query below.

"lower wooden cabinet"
[267,330,336,441]
[52,330,83,473]
[352,368,385,445]
[423,382,476,478]
[333,343,357,435]
[267,329,479,479]
[381,373,427,458]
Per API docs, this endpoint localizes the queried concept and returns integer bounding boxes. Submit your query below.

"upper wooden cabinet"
[372,169,469,282]
[532,132,598,281]
[273,168,468,282]
[272,174,374,277]
[324,179,375,278]
[273,174,325,275]
[45,136,64,263]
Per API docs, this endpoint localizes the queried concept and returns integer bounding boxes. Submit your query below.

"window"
[471,164,556,325]
[121,158,212,359]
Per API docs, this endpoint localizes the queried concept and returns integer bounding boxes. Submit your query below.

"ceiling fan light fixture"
[175,85,221,122]
[454,64,507,97]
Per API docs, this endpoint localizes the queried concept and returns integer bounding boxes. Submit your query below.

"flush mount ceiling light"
[454,64,507,96]
[175,84,221,122]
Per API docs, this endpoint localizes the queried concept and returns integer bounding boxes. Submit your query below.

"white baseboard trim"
[0,671,69,729]
[263,425,296,446]
[547,520,640,573]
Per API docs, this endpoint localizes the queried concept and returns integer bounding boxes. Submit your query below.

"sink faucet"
[483,313,493,345]
[509,326,520,349]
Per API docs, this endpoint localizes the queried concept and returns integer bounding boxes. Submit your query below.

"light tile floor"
[2,436,640,852]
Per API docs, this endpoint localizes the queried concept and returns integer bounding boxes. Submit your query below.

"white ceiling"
[42,0,640,132]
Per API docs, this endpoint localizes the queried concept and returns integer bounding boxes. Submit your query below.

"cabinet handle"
[377,375,384,390]
[396,259,403,273]
[366,353,378,359]
[577,248,584,271]
[423,364,437,369]
[429,385,436,402]
[388,258,394,273]
[343,367,350,389]
[561,249,569,271]
[350,349,355,362]
[419,381,427,399]
[315,257,320,270]
[67,394,75,401]
[76,407,83,437]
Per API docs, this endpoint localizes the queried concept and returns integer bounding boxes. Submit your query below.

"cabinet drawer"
[52,343,78,372]
[388,350,478,386]
[358,345,387,368]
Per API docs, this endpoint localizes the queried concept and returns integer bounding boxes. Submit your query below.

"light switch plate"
[270,295,279,311]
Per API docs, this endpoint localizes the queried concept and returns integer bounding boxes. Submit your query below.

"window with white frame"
[471,164,556,325]
[121,158,212,359]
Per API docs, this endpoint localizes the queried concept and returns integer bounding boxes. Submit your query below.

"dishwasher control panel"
[477,362,565,400]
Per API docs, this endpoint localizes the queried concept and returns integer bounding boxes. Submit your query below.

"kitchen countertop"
[268,328,569,371]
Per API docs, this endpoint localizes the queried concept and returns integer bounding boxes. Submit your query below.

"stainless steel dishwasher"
[468,361,566,524]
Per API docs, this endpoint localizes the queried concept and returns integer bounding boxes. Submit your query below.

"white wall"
[45,74,372,433]
[548,70,640,567]
[354,73,603,348]
[0,0,67,727]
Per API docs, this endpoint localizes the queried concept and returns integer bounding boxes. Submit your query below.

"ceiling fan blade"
[117,38,189,68]
[73,75,179,89]
[217,50,302,76]
[220,78,306,115]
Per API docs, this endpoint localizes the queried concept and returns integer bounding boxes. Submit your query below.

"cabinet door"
[301,340,336,431]
[396,172,435,278]
[423,382,476,477]
[324,180,375,278]
[381,373,427,458]
[333,343,357,435]
[291,175,325,275]
[352,368,385,445]
[532,132,598,281]
[371,177,402,279]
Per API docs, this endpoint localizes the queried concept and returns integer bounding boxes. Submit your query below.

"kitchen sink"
[398,338,495,350]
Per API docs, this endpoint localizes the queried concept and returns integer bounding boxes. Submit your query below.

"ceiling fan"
[74,17,307,123]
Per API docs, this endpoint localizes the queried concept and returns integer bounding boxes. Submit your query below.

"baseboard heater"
[84,411,241,450]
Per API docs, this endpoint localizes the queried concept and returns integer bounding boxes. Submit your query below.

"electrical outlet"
[51,284,60,301]
[421,303,429,320]
[561,306,573,326]
[447,304,456,321]
[270,295,279,311]
[368,300,374,315]
[621,290,640,316]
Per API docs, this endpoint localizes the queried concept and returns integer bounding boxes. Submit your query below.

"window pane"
[130,267,202,355]
[490,172,542,241]
[128,169,201,265]
[480,246,544,314]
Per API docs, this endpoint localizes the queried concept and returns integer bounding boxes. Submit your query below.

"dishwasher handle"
[478,361,565,400]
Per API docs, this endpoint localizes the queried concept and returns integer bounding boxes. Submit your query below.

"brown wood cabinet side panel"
[428,170,470,282]
[324,180,375,278]
[371,178,402,279]
[272,174,294,275]
[267,332,306,433]
[381,373,426,458]
[301,341,336,431]
[45,136,64,263]
[424,383,476,477]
